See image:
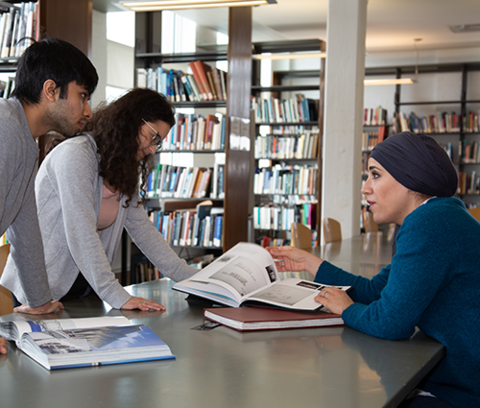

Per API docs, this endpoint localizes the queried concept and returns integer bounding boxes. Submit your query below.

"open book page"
[173,242,280,306]
[243,279,351,311]
[0,317,131,347]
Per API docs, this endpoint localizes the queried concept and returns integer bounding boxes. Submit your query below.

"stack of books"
[137,61,227,102]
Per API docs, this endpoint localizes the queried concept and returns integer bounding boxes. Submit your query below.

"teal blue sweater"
[315,197,480,408]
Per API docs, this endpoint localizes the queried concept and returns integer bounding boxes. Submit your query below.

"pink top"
[98,184,120,231]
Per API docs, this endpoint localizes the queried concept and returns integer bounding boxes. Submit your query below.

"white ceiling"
[93,0,480,53]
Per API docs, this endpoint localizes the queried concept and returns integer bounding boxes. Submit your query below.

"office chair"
[290,223,313,250]
[0,243,13,316]
[322,218,342,244]
[467,207,480,222]
[362,210,379,233]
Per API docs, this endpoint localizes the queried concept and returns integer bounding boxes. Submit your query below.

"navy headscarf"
[370,132,458,197]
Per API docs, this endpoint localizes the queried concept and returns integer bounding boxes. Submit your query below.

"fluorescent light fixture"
[364,78,415,86]
[253,53,326,60]
[118,0,275,11]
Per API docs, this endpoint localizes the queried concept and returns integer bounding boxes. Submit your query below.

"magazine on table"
[173,242,351,312]
[0,316,175,370]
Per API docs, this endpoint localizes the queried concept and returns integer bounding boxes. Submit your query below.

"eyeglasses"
[142,119,164,152]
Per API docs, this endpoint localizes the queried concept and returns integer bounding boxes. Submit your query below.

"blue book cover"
[24,324,175,370]
[213,215,223,247]
[220,116,226,150]
[156,66,164,93]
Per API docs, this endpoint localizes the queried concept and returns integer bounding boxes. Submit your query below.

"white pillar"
[322,0,368,242]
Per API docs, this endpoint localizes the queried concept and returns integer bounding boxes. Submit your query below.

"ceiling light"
[450,24,480,33]
[364,78,415,86]
[117,0,276,11]
[253,53,326,60]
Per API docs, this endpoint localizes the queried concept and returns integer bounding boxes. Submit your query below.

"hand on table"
[316,287,353,315]
[121,297,165,312]
[14,300,64,315]
[0,337,7,354]
[266,245,322,277]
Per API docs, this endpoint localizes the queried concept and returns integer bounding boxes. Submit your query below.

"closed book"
[203,307,344,332]
[0,317,175,370]
[188,61,207,101]
[193,60,214,101]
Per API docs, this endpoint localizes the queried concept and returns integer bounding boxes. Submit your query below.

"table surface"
[0,234,444,408]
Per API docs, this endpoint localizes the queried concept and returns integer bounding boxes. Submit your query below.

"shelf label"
[230,116,251,151]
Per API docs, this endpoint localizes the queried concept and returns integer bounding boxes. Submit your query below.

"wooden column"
[37,0,93,165]
[224,6,252,250]
[39,0,92,57]
[316,41,326,247]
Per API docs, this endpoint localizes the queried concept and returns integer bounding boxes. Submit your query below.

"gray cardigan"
[1,134,197,308]
[0,97,52,307]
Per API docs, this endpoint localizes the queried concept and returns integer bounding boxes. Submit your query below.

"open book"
[0,316,175,370]
[173,242,351,312]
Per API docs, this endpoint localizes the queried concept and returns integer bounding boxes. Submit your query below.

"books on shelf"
[464,110,480,133]
[0,2,38,59]
[163,113,226,151]
[173,242,351,311]
[364,106,387,126]
[252,95,318,124]
[393,111,464,134]
[362,131,379,152]
[0,316,175,370]
[253,164,318,196]
[149,200,223,248]
[203,307,344,331]
[459,140,480,164]
[147,165,212,199]
[255,132,319,159]
[458,171,480,195]
[130,252,162,285]
[253,202,317,232]
[137,62,227,102]
[0,76,14,99]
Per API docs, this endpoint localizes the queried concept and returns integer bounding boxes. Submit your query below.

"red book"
[203,307,344,332]
[188,61,207,101]
[205,114,219,150]
[193,61,214,101]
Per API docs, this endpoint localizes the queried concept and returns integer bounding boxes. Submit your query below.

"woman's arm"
[124,203,197,282]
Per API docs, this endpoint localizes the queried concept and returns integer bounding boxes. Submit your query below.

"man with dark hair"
[0,38,98,353]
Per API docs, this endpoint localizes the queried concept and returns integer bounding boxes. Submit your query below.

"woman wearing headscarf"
[267,132,480,408]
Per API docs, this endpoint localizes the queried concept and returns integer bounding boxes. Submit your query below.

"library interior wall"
[91,10,107,109]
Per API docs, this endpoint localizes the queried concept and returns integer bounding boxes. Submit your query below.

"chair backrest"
[468,207,480,222]
[362,211,379,233]
[290,223,312,250]
[322,218,342,244]
[0,243,14,316]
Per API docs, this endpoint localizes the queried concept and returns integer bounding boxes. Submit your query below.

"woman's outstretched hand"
[266,246,323,277]
[0,337,7,354]
[121,297,165,311]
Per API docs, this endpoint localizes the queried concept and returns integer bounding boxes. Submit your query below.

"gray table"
[0,235,444,408]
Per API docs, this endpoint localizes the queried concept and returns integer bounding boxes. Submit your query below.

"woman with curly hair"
[1,88,197,311]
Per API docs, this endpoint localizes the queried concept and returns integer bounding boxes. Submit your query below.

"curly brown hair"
[83,88,175,207]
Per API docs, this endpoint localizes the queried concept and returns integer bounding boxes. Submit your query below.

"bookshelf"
[129,7,253,278]
[0,0,93,163]
[251,39,325,248]
[366,62,480,207]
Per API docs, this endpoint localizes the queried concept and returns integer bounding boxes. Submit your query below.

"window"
[106,12,135,47]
